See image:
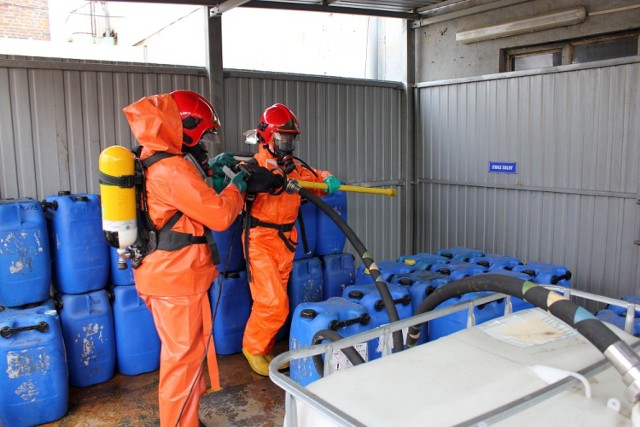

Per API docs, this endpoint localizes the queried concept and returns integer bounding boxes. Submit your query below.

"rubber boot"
[265,353,290,371]
[242,348,270,376]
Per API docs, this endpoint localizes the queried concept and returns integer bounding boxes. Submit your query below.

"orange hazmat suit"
[242,145,331,356]
[123,93,244,427]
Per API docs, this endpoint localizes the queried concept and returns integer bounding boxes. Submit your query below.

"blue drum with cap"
[319,252,355,299]
[435,247,484,263]
[355,260,415,285]
[0,198,51,307]
[469,253,523,271]
[112,285,160,375]
[290,297,370,386]
[209,270,252,355]
[58,289,116,387]
[0,304,68,426]
[428,292,504,341]
[315,191,347,256]
[342,282,412,360]
[512,262,572,287]
[42,192,109,294]
[396,253,449,271]
[212,215,245,274]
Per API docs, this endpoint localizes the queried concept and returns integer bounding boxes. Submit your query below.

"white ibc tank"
[292,308,639,426]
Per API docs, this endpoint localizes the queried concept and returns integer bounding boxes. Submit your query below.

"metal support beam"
[210,0,252,16]
[205,9,227,151]
[404,19,416,255]
[242,1,418,20]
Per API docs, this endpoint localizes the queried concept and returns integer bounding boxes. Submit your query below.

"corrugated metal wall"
[415,57,640,299]
[0,56,209,199]
[222,71,408,263]
[0,57,407,265]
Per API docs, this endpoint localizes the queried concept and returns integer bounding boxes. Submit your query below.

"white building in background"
[0,1,406,82]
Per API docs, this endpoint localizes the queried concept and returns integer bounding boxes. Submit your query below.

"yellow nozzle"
[296,181,397,197]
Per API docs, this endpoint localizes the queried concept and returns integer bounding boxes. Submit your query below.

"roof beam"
[242,1,419,20]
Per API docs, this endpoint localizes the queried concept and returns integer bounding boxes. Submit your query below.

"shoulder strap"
[142,151,176,168]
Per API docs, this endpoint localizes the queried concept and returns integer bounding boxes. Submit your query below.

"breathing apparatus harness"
[98,146,220,269]
[237,153,318,281]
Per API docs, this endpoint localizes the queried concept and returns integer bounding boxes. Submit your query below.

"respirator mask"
[273,132,297,174]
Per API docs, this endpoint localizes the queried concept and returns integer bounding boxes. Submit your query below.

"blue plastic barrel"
[42,192,109,294]
[109,246,134,286]
[112,285,160,375]
[607,295,640,316]
[58,289,116,387]
[429,261,488,280]
[354,260,415,285]
[390,271,452,314]
[342,282,412,360]
[288,257,324,310]
[0,198,51,307]
[319,252,355,299]
[512,262,572,287]
[435,247,484,263]
[211,215,245,274]
[596,308,640,336]
[391,271,452,345]
[396,253,450,271]
[469,253,523,271]
[428,292,504,341]
[314,191,347,256]
[0,306,68,426]
[294,199,317,260]
[289,297,370,386]
[209,270,252,355]
[1,298,56,317]
[277,257,324,342]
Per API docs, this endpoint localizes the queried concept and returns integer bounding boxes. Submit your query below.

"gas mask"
[183,140,213,179]
[273,132,297,174]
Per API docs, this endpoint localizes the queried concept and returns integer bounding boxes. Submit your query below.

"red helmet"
[256,103,300,152]
[170,90,220,147]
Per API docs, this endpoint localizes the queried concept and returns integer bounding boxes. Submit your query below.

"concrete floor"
[42,341,288,427]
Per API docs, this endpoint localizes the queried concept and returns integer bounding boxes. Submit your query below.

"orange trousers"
[242,229,294,355]
[142,292,219,427]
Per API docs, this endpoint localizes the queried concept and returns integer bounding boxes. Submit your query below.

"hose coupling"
[604,341,640,403]
[285,179,301,194]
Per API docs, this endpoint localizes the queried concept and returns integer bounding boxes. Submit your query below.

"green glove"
[229,171,247,194]
[208,152,237,175]
[323,176,340,194]
[212,175,227,194]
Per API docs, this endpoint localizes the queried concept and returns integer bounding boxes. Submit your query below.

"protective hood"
[123,94,183,155]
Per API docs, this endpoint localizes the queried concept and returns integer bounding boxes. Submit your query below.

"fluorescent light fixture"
[456,6,587,44]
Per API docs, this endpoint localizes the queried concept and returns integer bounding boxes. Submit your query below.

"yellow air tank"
[98,145,138,268]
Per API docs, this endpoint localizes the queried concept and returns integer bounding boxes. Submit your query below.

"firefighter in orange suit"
[123,90,246,427]
[241,103,340,376]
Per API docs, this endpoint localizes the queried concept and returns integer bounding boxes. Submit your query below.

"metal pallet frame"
[269,286,640,426]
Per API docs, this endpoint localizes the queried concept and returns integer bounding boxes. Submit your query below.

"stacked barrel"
[0,192,160,426]
[0,198,68,426]
[289,243,575,387]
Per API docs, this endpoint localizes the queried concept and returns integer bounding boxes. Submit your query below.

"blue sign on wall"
[489,161,517,174]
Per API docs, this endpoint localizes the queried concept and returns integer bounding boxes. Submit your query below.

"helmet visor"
[200,130,221,145]
[273,132,298,153]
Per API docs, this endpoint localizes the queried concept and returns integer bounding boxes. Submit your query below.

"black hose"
[288,181,404,355]
[311,329,366,377]
[406,274,623,355]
